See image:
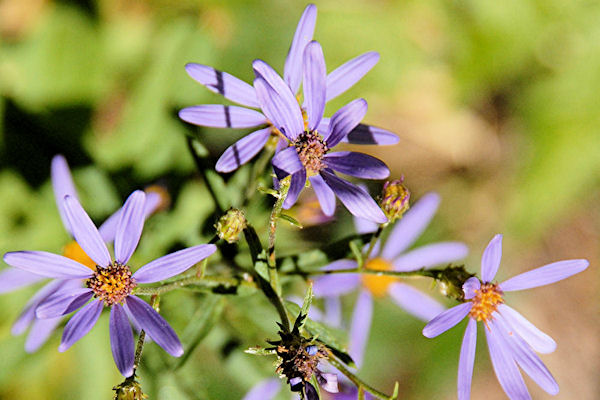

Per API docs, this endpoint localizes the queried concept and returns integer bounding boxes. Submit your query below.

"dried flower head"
[379,178,410,222]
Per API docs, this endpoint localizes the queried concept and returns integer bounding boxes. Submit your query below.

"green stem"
[361,224,385,268]
[267,178,290,296]
[328,355,394,400]
[285,266,440,279]
[133,274,256,296]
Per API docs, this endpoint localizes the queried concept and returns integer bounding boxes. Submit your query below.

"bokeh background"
[0,0,598,399]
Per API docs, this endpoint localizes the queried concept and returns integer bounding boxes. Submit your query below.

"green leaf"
[279,213,303,228]
[390,382,399,400]
[244,346,276,356]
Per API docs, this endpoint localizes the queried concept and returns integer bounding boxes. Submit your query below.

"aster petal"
[51,155,79,235]
[216,127,272,172]
[309,174,336,216]
[271,146,303,177]
[312,259,359,297]
[326,99,368,147]
[326,52,379,102]
[492,315,559,395]
[63,195,111,267]
[302,41,326,130]
[342,124,400,145]
[184,63,259,107]
[422,302,472,338]
[388,282,445,322]
[320,170,387,223]
[485,322,531,400]
[481,234,503,282]
[323,152,389,179]
[381,192,440,260]
[59,299,103,352]
[324,297,342,328]
[282,170,307,210]
[462,277,481,300]
[133,244,217,283]
[110,305,135,377]
[499,259,589,292]
[458,318,477,400]
[349,290,373,368]
[253,76,303,140]
[124,295,183,357]
[3,251,94,279]
[497,304,556,354]
[392,242,469,272]
[318,373,339,393]
[12,280,64,335]
[243,378,281,400]
[284,3,317,93]
[36,288,93,319]
[0,268,45,293]
[178,105,267,128]
[353,216,378,235]
[114,191,146,265]
[25,317,63,353]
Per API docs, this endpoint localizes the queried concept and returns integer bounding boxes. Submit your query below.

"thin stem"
[284,267,440,279]
[267,178,290,296]
[361,224,385,268]
[328,354,394,400]
[133,274,256,296]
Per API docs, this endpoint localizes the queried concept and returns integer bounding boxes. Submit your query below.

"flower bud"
[379,178,410,222]
[215,208,247,243]
[113,377,147,400]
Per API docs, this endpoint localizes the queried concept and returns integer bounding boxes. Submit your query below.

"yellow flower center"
[468,282,504,323]
[86,263,136,307]
[361,258,397,297]
[63,241,97,270]
[294,131,328,176]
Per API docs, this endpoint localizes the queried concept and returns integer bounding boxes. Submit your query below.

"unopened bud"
[215,208,247,243]
[113,377,147,400]
[379,178,410,222]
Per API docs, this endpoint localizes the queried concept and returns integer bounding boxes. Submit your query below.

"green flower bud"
[379,178,410,222]
[113,376,147,400]
[215,208,247,243]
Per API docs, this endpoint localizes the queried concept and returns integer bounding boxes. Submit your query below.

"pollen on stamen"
[294,131,328,176]
[86,263,137,307]
[468,282,504,324]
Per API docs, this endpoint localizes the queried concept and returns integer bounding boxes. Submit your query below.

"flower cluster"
[0,3,591,400]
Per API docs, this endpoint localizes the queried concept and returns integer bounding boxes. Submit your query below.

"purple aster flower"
[313,192,468,366]
[253,41,390,222]
[179,4,398,174]
[3,190,217,377]
[422,234,589,400]
[0,155,164,353]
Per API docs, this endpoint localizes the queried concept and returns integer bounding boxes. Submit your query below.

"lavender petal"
[312,259,359,298]
[481,234,503,282]
[499,259,589,292]
[324,297,343,328]
[497,304,556,354]
[36,288,93,319]
[302,41,326,130]
[458,318,477,400]
[492,315,559,395]
[242,378,281,400]
[309,174,336,216]
[325,51,379,101]
[0,268,45,294]
[133,244,217,284]
[462,277,481,300]
[392,242,469,272]
[342,124,400,145]
[63,195,111,267]
[124,295,183,357]
[326,99,368,147]
[284,3,317,93]
[380,192,440,260]
[271,146,303,177]
[388,282,445,322]
[12,280,64,335]
[282,169,307,210]
[216,127,272,173]
[318,372,339,393]
[184,63,259,107]
[51,155,79,235]
[323,152,389,179]
[422,302,472,338]
[59,299,103,352]
[253,76,303,141]
[349,290,373,368]
[485,322,531,400]
[178,105,267,128]
[110,305,135,377]
[115,191,146,265]
[25,316,63,353]
[353,216,378,235]
[3,251,94,279]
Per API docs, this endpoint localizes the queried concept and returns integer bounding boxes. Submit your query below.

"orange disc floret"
[468,282,504,323]
[362,258,397,298]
